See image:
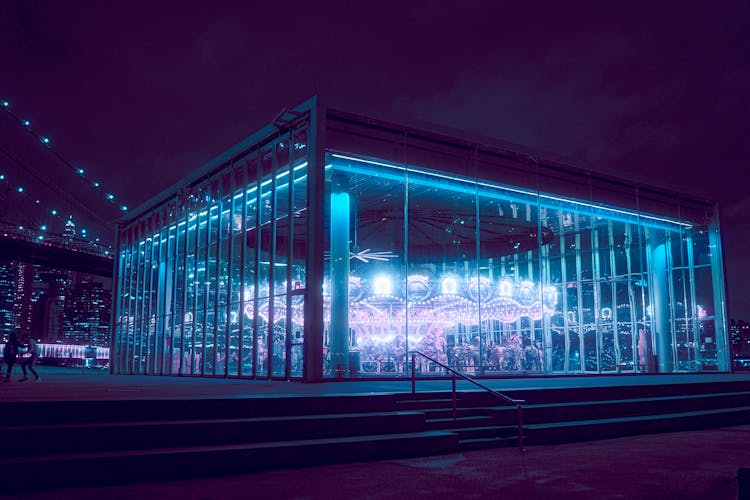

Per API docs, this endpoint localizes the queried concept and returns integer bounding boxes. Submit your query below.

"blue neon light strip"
[330,153,692,230]
[138,161,309,244]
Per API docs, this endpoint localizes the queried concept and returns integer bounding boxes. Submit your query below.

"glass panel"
[408,166,478,374]
[290,295,305,378]
[228,301,240,376]
[325,155,407,377]
[478,189,546,374]
[291,155,307,292]
[271,295,287,377]
[243,157,258,378]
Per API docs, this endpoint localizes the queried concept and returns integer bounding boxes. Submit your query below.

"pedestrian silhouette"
[19,335,40,382]
[2,330,21,383]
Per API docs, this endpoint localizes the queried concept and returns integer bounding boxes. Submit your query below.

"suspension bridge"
[0,98,132,277]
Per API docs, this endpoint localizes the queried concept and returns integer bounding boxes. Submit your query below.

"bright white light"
[499,279,513,297]
[543,286,558,307]
[51,209,57,215]
[372,275,393,296]
[106,194,114,200]
[77,168,85,175]
[697,305,708,318]
[517,280,536,305]
[441,276,459,295]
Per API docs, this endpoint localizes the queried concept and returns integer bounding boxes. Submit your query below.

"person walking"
[2,330,21,383]
[19,335,40,382]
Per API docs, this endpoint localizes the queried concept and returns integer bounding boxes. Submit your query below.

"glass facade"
[113,98,729,380]
[114,124,309,378]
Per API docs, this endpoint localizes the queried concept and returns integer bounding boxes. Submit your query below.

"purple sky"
[1,1,749,318]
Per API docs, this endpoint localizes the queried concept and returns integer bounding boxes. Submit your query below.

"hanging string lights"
[0,169,111,256]
[1,98,130,213]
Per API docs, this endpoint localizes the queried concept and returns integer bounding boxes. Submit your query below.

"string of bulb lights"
[1,97,133,252]
[0,168,110,253]
[1,99,129,213]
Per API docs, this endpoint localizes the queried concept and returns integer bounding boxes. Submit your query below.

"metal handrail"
[410,350,526,451]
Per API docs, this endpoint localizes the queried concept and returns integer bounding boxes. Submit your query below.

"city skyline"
[0,259,110,346]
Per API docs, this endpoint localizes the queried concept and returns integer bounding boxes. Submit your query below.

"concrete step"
[0,410,428,457]
[0,392,409,426]
[524,405,750,444]
[424,414,495,430]
[519,391,750,425]
[419,406,495,420]
[452,425,518,441]
[497,379,750,405]
[0,430,461,492]
[395,398,464,410]
[459,435,521,451]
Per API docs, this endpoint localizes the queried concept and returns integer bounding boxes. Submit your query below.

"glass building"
[113,97,729,381]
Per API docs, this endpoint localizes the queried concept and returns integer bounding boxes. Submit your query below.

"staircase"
[1,378,749,491]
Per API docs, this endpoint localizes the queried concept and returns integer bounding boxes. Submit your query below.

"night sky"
[1,1,748,318]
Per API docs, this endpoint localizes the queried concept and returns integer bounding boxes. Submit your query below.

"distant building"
[63,218,76,243]
[12,261,33,333]
[114,97,730,381]
[731,319,750,357]
[0,261,15,333]
[0,260,109,346]
[61,277,111,346]
[32,266,72,343]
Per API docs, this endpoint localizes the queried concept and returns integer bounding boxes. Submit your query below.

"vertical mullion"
[252,155,261,379]
[592,225,602,372]
[285,136,294,379]
[575,217,584,371]
[608,220,620,368]
[168,218,178,374]
[212,189,222,377]
[686,232,699,368]
[223,173,234,378]
[267,147,277,378]
[202,198,212,376]
[179,211,189,376]
[134,224,145,374]
[238,158,247,377]
[146,225,157,374]
[194,208,203,375]
[559,212,570,373]
[665,231,678,370]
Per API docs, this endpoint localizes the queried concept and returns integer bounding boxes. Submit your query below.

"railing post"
[411,352,416,395]
[452,375,457,420]
[517,403,525,452]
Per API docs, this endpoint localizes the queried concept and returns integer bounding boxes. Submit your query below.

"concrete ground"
[2,365,749,401]
[2,367,749,499]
